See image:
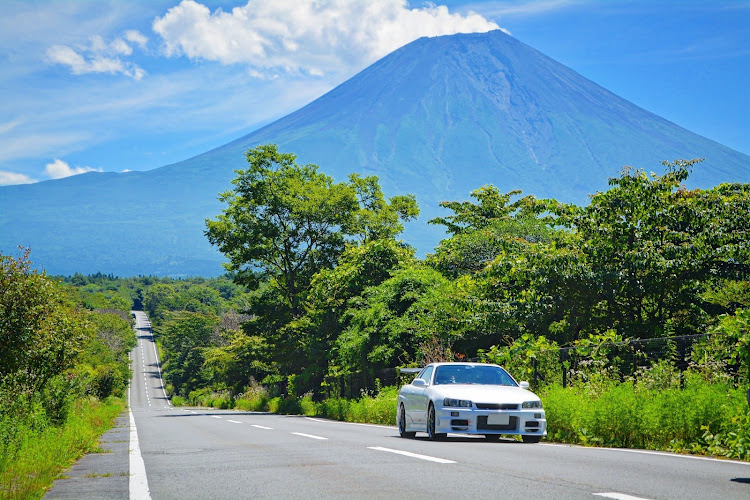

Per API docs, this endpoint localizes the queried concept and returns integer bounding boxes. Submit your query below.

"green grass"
[0,397,125,500]
[540,374,750,459]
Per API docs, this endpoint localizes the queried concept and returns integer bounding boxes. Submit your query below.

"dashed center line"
[368,447,456,464]
[212,416,222,419]
[291,432,328,440]
[251,425,273,430]
[227,420,242,424]
[594,493,651,500]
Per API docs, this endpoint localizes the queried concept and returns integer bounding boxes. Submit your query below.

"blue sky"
[1,0,748,185]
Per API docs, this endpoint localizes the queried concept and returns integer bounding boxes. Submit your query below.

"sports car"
[397,362,547,442]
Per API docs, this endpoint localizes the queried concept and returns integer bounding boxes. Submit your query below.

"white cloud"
[152,0,500,77]
[45,31,148,80]
[125,30,148,49]
[0,171,36,186]
[44,159,102,179]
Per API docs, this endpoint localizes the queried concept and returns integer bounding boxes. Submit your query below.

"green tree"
[346,173,419,243]
[157,311,218,397]
[428,186,559,277]
[206,144,358,316]
[560,159,750,339]
[1,249,92,394]
[142,283,178,322]
[335,266,456,378]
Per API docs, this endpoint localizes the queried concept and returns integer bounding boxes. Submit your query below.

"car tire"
[427,403,446,441]
[522,435,542,443]
[398,405,415,438]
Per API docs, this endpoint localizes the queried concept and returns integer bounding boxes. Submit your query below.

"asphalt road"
[48,311,750,499]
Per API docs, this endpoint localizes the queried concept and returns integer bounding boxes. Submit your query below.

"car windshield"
[433,365,517,386]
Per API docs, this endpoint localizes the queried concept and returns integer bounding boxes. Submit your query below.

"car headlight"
[522,400,543,409]
[443,398,472,408]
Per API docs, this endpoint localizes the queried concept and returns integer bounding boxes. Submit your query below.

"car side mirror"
[412,378,427,388]
[519,381,530,389]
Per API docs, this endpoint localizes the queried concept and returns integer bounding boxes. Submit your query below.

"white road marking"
[594,493,651,500]
[303,417,391,430]
[252,425,273,430]
[227,420,242,424]
[291,432,328,440]
[368,447,456,464]
[595,446,750,466]
[128,387,151,500]
[212,416,223,419]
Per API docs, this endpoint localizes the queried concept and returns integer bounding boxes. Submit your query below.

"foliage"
[541,372,749,458]
[345,173,419,243]
[478,334,561,388]
[691,309,750,384]
[0,397,124,500]
[76,311,136,399]
[156,311,218,397]
[335,266,457,378]
[555,160,750,340]
[205,144,359,315]
[1,249,93,395]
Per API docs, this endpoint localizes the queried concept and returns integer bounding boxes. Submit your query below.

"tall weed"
[0,397,124,500]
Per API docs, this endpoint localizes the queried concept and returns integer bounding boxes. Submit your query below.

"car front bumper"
[434,407,547,436]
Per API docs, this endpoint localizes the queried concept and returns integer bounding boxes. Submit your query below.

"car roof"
[426,362,500,368]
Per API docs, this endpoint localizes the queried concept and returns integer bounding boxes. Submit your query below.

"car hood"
[432,385,539,404]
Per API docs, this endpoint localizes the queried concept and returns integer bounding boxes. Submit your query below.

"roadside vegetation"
[0,251,135,499]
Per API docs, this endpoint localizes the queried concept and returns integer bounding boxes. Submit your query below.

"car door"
[406,365,433,426]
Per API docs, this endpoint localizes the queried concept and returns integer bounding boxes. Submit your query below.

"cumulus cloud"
[44,159,102,179]
[152,0,500,76]
[46,31,148,80]
[0,171,36,186]
[125,30,149,49]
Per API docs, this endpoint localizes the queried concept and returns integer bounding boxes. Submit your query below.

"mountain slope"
[1,30,747,276]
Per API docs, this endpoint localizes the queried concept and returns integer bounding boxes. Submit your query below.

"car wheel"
[398,405,415,438]
[522,435,542,443]
[427,403,446,441]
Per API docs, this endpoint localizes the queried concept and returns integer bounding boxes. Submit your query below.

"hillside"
[1,30,747,276]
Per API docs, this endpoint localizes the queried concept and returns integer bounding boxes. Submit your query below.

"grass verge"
[0,397,125,500]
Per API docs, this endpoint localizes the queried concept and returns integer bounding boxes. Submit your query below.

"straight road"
[128,311,750,499]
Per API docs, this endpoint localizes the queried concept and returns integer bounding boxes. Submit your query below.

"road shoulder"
[44,411,129,499]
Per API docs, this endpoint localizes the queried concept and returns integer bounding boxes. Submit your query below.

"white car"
[397,362,547,442]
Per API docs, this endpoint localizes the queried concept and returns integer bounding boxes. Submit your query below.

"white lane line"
[227,420,242,424]
[291,432,328,440]
[594,446,750,466]
[212,416,223,419]
[148,327,171,406]
[368,447,456,464]
[252,425,273,430]
[594,493,651,500]
[303,417,390,430]
[128,387,151,500]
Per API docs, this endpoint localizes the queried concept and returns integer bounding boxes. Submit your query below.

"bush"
[541,370,749,458]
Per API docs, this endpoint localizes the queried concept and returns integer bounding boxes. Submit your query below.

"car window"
[417,366,434,385]
[434,365,517,386]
